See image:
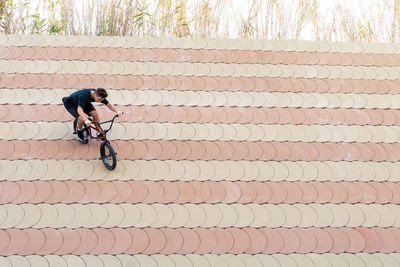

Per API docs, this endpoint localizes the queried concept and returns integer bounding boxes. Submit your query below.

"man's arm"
[106,103,122,115]
[77,106,89,121]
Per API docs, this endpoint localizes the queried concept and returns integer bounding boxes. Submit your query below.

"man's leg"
[89,109,102,133]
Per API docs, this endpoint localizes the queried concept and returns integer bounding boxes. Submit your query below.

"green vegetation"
[0,0,398,42]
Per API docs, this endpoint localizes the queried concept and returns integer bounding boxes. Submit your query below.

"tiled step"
[1,159,397,182]
[1,253,400,267]
[2,34,400,54]
[2,73,400,94]
[2,121,400,143]
[2,46,400,67]
[3,104,400,126]
[1,139,400,161]
[0,227,399,255]
[0,180,396,204]
[1,88,400,109]
[0,203,398,228]
[1,59,399,80]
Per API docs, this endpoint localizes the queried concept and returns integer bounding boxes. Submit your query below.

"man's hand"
[116,110,123,117]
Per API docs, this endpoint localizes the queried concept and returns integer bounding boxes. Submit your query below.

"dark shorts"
[62,97,96,118]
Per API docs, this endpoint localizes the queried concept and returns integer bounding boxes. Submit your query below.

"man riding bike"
[62,88,122,141]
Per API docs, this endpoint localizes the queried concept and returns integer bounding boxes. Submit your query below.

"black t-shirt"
[66,89,109,107]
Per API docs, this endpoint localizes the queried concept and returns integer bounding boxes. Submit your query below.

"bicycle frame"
[85,114,119,142]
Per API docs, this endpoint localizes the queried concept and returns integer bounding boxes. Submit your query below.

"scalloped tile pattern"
[1,34,400,266]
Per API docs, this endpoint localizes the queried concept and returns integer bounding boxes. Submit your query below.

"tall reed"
[0,0,397,42]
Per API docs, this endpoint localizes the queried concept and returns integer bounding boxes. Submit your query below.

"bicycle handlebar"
[87,114,119,133]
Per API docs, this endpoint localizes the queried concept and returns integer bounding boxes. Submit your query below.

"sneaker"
[97,132,105,139]
[77,129,85,141]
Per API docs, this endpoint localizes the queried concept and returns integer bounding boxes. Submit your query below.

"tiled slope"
[1,34,400,266]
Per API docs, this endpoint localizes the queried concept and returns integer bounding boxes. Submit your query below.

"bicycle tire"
[73,118,89,144]
[100,141,117,170]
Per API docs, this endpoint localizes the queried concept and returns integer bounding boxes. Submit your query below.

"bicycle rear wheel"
[100,141,117,170]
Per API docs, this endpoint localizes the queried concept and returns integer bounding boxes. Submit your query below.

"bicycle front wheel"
[100,141,117,170]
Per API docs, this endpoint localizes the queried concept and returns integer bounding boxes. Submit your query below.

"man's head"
[94,88,108,102]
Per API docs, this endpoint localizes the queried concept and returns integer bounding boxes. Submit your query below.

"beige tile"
[342,203,365,227]
[0,204,24,228]
[135,203,157,227]
[186,255,211,267]
[248,204,270,227]
[280,204,302,227]
[204,255,228,267]
[184,203,206,227]
[232,203,254,227]
[289,254,315,267]
[15,204,41,228]
[150,204,174,228]
[0,122,12,139]
[272,254,297,267]
[49,204,74,228]
[253,256,279,267]
[225,161,245,181]
[210,161,230,181]
[26,255,49,267]
[372,204,396,227]
[357,204,380,227]
[323,254,348,267]
[306,254,332,267]
[325,203,349,227]
[7,256,30,267]
[62,255,86,267]
[151,160,170,181]
[215,203,238,227]
[339,254,366,267]
[151,255,174,267]
[374,254,399,267]
[355,162,376,181]
[200,204,222,228]
[28,160,47,180]
[309,203,333,227]
[80,255,104,267]
[0,161,17,180]
[12,160,33,181]
[33,204,58,228]
[101,204,125,228]
[84,204,109,228]
[263,204,286,227]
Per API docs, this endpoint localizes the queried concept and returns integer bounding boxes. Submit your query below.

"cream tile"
[49,204,74,228]
[135,203,157,227]
[289,254,315,267]
[201,204,222,228]
[339,254,365,267]
[264,204,286,227]
[342,203,365,227]
[325,203,349,227]
[15,204,41,228]
[150,204,174,228]
[248,204,270,227]
[0,204,24,228]
[255,255,280,267]
[310,203,334,227]
[215,203,238,228]
[272,254,297,267]
[232,204,255,227]
[184,203,206,227]
[80,255,104,267]
[33,204,58,228]
[210,161,230,181]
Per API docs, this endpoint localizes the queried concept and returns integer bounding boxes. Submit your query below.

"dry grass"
[0,0,398,42]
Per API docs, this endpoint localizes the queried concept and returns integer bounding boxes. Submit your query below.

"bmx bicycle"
[73,114,119,170]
